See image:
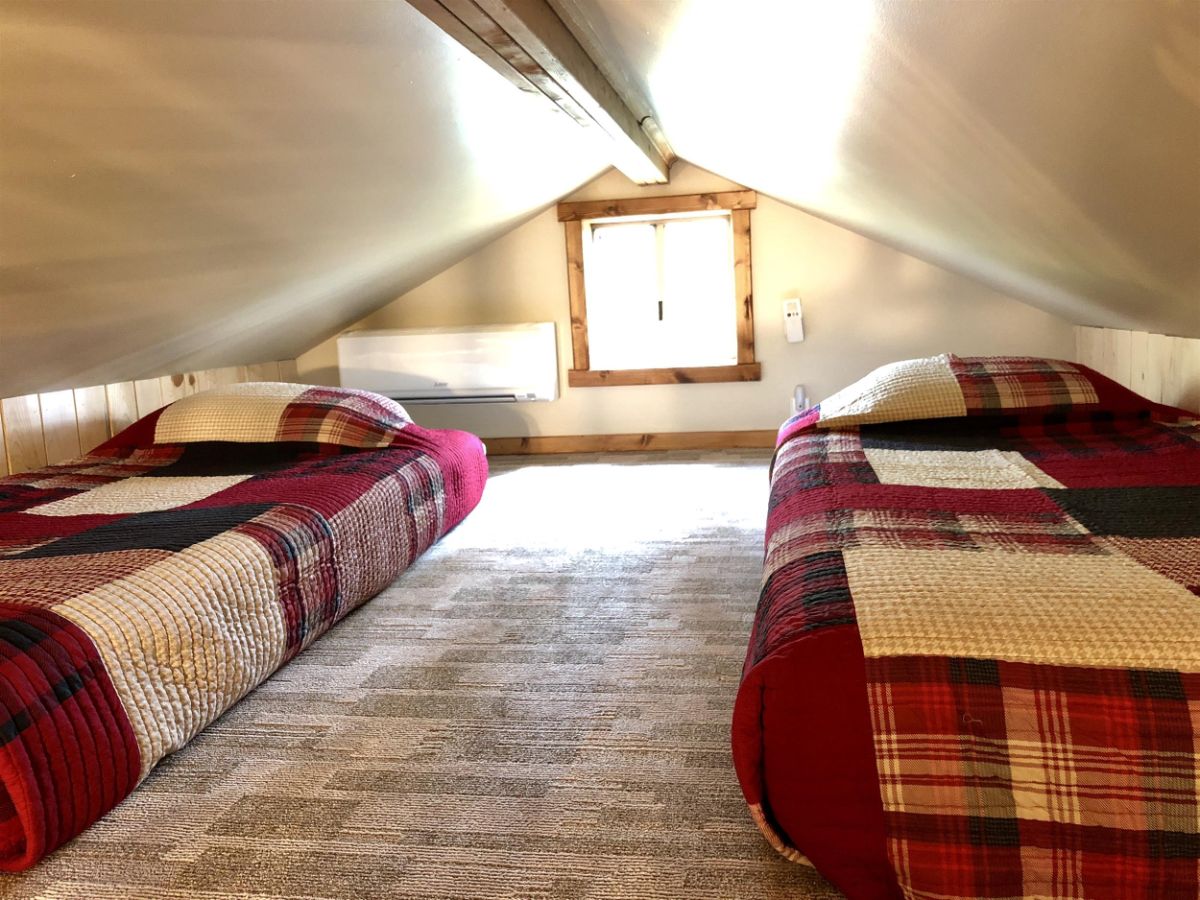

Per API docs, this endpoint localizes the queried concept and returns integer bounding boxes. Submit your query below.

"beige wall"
[298,164,1076,437]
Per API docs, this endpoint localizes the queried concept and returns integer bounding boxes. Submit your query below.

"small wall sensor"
[783,299,804,343]
[791,384,808,415]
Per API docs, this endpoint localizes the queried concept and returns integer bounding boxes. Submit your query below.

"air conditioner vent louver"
[397,393,519,405]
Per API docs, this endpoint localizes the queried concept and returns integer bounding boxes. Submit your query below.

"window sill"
[567,363,762,387]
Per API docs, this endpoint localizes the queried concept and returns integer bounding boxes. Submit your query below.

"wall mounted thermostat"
[783,298,804,343]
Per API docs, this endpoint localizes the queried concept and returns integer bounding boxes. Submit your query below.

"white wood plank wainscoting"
[0,360,300,476]
[1075,326,1200,414]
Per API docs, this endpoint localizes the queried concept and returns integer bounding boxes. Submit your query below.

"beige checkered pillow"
[817,355,967,428]
[154,382,410,447]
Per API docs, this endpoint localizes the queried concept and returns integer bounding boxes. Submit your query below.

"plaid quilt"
[735,355,1200,899]
[0,402,486,870]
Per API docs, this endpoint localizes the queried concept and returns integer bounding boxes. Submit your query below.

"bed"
[0,383,488,870]
[732,355,1199,900]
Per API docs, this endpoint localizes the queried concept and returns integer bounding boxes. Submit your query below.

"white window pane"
[584,212,736,371]
[586,223,661,370]
[660,216,736,367]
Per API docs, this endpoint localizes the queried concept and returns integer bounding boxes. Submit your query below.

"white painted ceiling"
[0,1,607,396]
[1,0,1196,398]
[565,0,1200,337]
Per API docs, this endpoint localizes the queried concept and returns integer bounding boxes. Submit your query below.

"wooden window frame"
[557,190,760,387]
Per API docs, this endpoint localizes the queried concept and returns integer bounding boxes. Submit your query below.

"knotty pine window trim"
[557,190,760,387]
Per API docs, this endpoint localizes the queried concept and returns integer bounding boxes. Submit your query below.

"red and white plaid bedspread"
[734,355,1200,899]
[0,417,486,870]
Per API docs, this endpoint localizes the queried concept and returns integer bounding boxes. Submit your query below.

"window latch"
[657,300,664,321]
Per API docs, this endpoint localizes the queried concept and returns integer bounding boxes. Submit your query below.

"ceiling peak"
[407,0,673,184]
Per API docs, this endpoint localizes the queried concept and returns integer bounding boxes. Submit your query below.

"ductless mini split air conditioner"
[336,323,559,404]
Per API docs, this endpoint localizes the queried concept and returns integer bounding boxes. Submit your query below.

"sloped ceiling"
[0,1,607,396]
[562,0,1200,337]
[3,1,1196,400]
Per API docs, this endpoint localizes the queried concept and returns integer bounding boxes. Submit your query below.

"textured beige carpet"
[2,450,842,900]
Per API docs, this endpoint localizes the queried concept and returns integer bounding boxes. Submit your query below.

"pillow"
[152,382,410,447]
[794,354,1161,435]
[810,354,968,428]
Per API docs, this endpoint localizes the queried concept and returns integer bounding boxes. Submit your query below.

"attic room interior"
[0,1,1198,898]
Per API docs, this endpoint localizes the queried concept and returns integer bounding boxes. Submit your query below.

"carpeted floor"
[2,450,842,900]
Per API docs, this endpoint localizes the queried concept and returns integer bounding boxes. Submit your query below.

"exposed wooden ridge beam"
[545,0,675,162]
[408,0,672,184]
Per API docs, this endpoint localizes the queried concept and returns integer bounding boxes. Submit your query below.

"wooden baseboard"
[483,430,777,455]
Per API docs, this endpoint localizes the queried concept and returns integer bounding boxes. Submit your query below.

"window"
[558,191,760,386]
